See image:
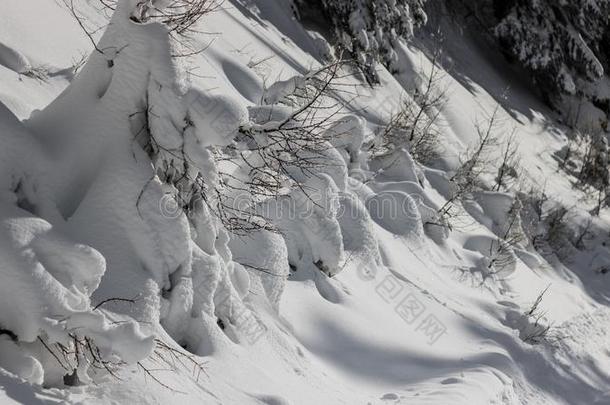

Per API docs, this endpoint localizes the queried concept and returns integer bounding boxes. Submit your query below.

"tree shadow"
[294,316,465,385]
[226,0,325,70]
[417,9,561,131]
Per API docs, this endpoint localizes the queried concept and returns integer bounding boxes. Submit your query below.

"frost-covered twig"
[93,296,138,311]
[64,0,105,56]
[232,60,348,204]
[64,0,130,67]
[130,0,224,36]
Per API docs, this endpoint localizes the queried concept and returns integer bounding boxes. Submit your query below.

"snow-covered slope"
[0,1,609,404]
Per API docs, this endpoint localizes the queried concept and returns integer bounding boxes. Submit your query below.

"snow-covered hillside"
[0,1,609,404]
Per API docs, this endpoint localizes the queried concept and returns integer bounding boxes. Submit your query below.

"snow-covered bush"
[0,95,153,386]
[208,62,349,234]
[294,0,428,82]
[494,131,520,191]
[225,63,385,276]
[517,189,580,261]
[494,0,610,99]
[374,55,445,165]
[6,0,273,376]
[505,287,559,345]
[262,174,345,276]
[229,229,289,310]
[437,107,500,225]
[463,234,517,279]
[474,192,524,242]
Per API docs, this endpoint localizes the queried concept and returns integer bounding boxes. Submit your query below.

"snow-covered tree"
[295,0,428,82]
[494,0,610,99]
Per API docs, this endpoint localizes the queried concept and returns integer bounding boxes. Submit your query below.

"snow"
[0,0,609,404]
